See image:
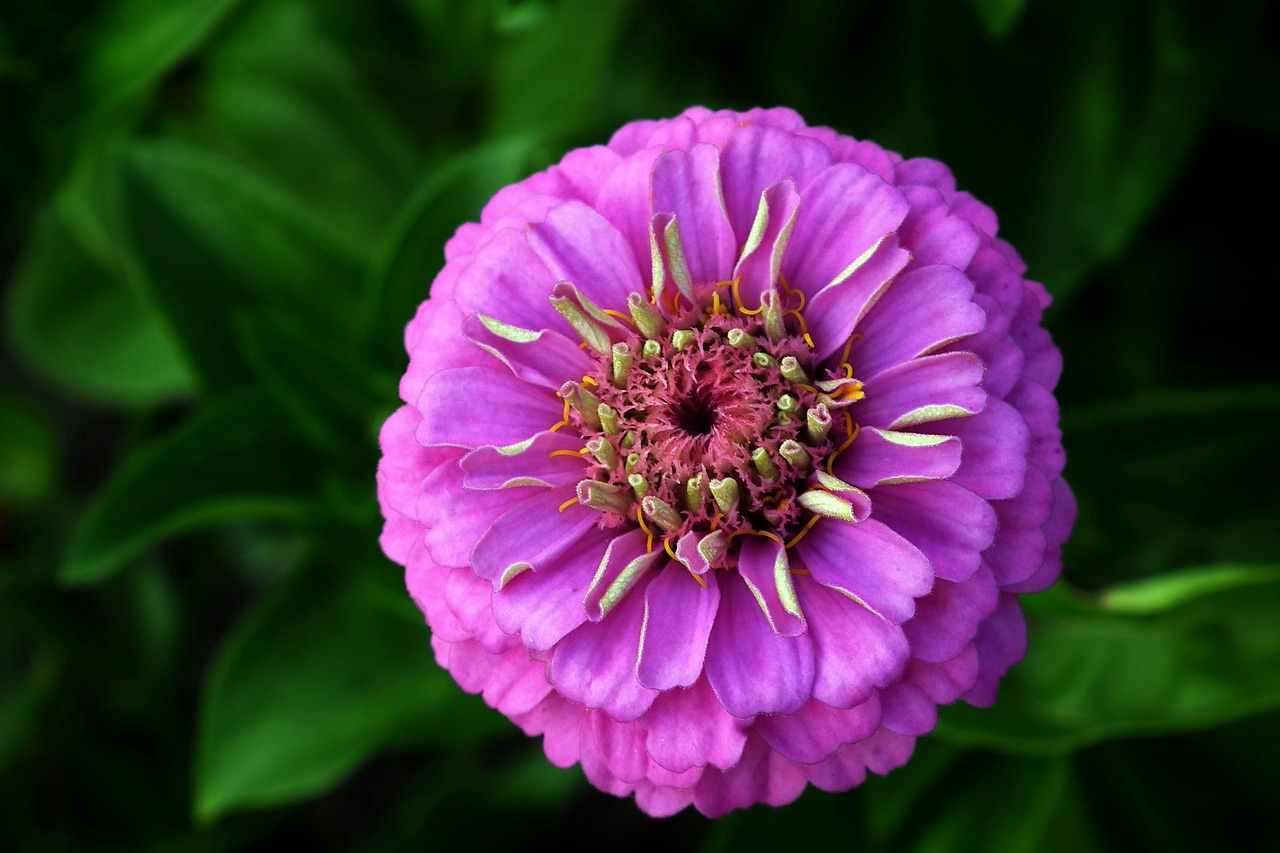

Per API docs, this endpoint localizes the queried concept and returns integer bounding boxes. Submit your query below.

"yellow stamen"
[602,308,636,327]
[663,537,679,562]
[557,496,579,513]
[690,571,708,589]
[784,309,815,350]
[549,397,572,433]
[790,568,811,575]
[839,333,862,369]
[785,513,823,549]
[636,505,655,553]
[548,448,589,459]
[824,410,860,474]
[731,277,764,315]
[709,513,722,532]
[582,375,598,387]
[725,529,785,546]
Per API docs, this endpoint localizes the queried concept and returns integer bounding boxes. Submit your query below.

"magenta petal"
[650,143,737,286]
[904,564,1000,663]
[898,185,982,270]
[800,579,910,709]
[798,518,933,624]
[634,781,698,818]
[416,366,561,449]
[835,426,962,488]
[720,123,832,243]
[550,583,659,721]
[583,528,664,621]
[705,575,815,717]
[443,569,518,653]
[418,461,508,568]
[986,467,1053,587]
[732,180,801,306]
[594,144,662,280]
[784,163,910,297]
[461,313,592,390]
[642,678,749,773]
[584,711,648,785]
[692,734,807,818]
[406,542,468,642]
[453,228,561,331]
[460,430,584,490]
[870,480,997,583]
[527,200,643,309]
[803,236,910,361]
[857,352,987,430]
[491,526,612,651]
[755,695,881,764]
[736,535,806,637]
[847,265,986,377]
[470,486,598,584]
[637,562,721,690]
[446,641,552,717]
[941,397,1031,500]
[964,594,1028,706]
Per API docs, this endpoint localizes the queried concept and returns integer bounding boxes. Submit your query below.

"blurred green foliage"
[1,0,1277,849]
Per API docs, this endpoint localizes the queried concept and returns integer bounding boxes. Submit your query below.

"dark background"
[2,0,1278,849]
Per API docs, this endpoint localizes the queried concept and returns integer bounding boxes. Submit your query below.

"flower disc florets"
[377,106,1076,817]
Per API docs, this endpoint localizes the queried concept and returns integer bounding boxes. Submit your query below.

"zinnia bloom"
[377,106,1075,816]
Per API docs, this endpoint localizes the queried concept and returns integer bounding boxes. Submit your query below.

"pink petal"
[491,526,612,651]
[870,480,997,583]
[460,430,585,490]
[527,200,643,310]
[797,518,933,624]
[857,351,987,430]
[803,235,910,362]
[941,397,1031,500]
[755,695,882,764]
[799,579,910,709]
[692,734,807,817]
[736,534,806,637]
[453,227,562,331]
[470,485,599,584]
[704,574,815,717]
[898,185,982,270]
[964,593,1028,706]
[445,640,553,717]
[720,123,832,244]
[642,678,749,773]
[783,163,910,298]
[904,564,1000,663]
[461,313,592,390]
[847,265,986,377]
[550,583,659,721]
[415,365,562,449]
[732,180,800,306]
[834,426,962,488]
[650,143,737,285]
[637,562,721,690]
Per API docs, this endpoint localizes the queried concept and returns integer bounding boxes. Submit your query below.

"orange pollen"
[557,496,579,513]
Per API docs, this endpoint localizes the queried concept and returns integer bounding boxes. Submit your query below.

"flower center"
[551,280,866,563]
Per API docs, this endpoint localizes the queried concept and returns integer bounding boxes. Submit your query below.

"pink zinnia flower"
[377,106,1075,817]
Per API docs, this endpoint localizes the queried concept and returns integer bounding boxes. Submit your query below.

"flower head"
[377,107,1075,816]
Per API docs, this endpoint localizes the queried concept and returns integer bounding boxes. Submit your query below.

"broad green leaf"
[233,310,393,462]
[968,0,1026,39]
[6,207,195,404]
[82,0,245,109]
[359,137,536,365]
[937,566,1280,753]
[895,755,1070,853]
[1022,0,1262,300]
[0,387,58,505]
[194,553,508,821]
[196,0,420,247]
[62,392,318,585]
[120,141,367,391]
[486,0,634,139]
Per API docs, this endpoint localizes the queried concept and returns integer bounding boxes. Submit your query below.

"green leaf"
[82,0,245,109]
[359,137,536,365]
[937,566,1280,753]
[6,207,195,405]
[1022,0,1262,300]
[121,140,367,391]
[196,0,421,248]
[0,387,58,506]
[895,755,1070,853]
[486,0,633,139]
[62,392,318,585]
[194,553,508,822]
[233,310,393,462]
[968,0,1026,39]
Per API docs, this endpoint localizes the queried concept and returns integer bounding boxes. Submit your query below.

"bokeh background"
[2,0,1278,849]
